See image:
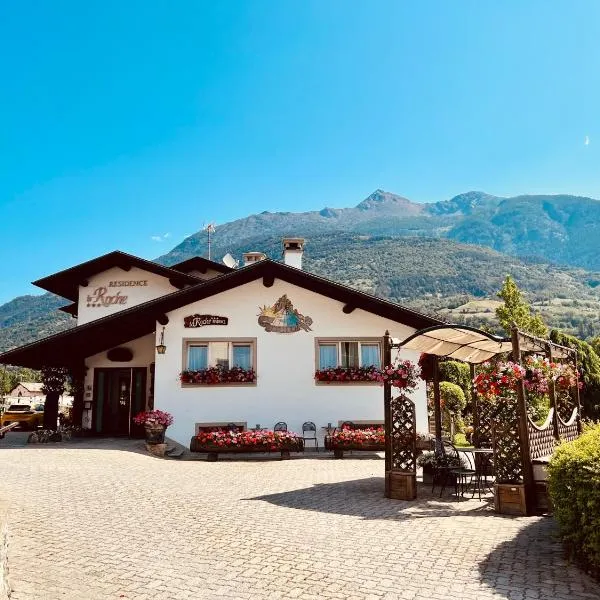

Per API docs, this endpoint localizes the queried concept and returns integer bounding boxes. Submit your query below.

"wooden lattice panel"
[389,394,416,473]
[474,400,495,448]
[558,409,579,442]
[527,411,556,460]
[492,398,524,484]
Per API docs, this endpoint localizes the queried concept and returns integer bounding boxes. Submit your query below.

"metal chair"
[274,421,288,432]
[302,421,318,451]
[440,441,476,498]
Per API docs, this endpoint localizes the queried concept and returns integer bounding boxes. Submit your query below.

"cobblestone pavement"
[0,434,598,600]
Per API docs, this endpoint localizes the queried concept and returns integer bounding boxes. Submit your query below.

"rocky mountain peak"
[355,189,420,211]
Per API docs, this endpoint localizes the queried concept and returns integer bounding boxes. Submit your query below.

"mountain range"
[3,189,600,353]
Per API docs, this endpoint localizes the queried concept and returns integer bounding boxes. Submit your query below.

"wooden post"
[573,354,583,434]
[70,363,86,429]
[433,356,442,446]
[511,325,535,516]
[546,344,560,441]
[470,363,479,447]
[383,330,392,476]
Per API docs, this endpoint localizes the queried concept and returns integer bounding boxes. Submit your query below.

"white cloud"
[585,135,590,146]
[150,233,171,242]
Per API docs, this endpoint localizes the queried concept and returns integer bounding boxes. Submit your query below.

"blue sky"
[1,0,600,304]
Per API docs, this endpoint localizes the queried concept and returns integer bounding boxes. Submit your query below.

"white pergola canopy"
[396,325,571,364]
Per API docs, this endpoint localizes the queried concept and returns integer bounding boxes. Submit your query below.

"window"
[184,340,255,372]
[316,339,382,369]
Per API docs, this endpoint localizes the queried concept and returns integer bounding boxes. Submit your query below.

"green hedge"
[547,424,600,579]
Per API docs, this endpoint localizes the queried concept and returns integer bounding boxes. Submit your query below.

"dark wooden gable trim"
[170,256,232,275]
[32,250,201,301]
[1,259,442,369]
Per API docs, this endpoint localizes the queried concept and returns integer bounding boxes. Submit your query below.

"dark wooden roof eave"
[1,259,442,369]
[170,256,232,275]
[32,250,201,301]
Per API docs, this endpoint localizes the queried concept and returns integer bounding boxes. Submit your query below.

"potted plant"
[416,431,434,451]
[417,450,461,485]
[133,410,174,444]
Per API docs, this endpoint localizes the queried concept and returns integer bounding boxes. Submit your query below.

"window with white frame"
[316,339,382,369]
[185,340,255,371]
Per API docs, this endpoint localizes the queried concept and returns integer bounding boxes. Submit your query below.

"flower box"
[189,430,304,461]
[180,367,256,385]
[315,366,381,384]
[324,428,385,458]
[314,361,421,389]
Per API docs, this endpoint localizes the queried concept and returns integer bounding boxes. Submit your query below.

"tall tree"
[496,275,548,337]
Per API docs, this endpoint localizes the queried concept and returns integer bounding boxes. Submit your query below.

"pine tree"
[496,275,548,338]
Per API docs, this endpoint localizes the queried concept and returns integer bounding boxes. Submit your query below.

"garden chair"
[274,421,288,432]
[302,421,318,451]
[440,441,476,499]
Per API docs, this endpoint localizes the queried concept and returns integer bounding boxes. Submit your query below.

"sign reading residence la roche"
[86,280,148,308]
[184,314,229,328]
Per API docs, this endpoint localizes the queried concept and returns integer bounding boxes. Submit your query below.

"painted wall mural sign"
[86,280,148,308]
[86,287,128,308]
[184,314,229,328]
[258,295,313,333]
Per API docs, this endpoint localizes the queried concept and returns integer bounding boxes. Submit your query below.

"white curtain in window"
[360,343,381,367]
[341,342,359,368]
[319,344,338,369]
[232,345,252,369]
[188,346,208,370]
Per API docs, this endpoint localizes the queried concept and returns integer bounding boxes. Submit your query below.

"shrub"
[547,423,600,579]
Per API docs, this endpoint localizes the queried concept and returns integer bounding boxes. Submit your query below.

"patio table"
[456,447,494,500]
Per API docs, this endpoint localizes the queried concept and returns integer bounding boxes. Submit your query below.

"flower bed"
[181,367,256,384]
[190,429,304,460]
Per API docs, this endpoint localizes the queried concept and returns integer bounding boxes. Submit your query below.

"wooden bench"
[0,422,19,439]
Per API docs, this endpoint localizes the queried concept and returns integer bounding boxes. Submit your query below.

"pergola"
[382,324,582,515]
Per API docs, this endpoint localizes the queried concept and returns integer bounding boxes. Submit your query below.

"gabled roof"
[170,256,232,275]
[59,303,78,317]
[0,259,443,369]
[32,250,202,301]
[13,382,44,392]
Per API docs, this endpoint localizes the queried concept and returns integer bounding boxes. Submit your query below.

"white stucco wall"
[153,279,428,446]
[77,267,178,325]
[82,334,155,429]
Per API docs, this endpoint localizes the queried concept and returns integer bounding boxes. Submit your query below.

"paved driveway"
[0,435,598,600]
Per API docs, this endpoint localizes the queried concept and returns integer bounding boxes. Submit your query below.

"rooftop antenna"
[204,223,216,260]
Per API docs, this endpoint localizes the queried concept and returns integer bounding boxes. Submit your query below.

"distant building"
[8,382,44,398]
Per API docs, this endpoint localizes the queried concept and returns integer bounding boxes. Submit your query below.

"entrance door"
[93,368,147,436]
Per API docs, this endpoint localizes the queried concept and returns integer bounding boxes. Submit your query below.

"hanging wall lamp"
[156,327,167,355]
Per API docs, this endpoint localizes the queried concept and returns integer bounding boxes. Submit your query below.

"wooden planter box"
[494,483,527,516]
[324,436,385,458]
[421,464,434,485]
[189,437,304,461]
[386,470,416,500]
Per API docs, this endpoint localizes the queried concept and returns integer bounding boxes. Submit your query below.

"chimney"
[242,251,267,267]
[282,238,305,269]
